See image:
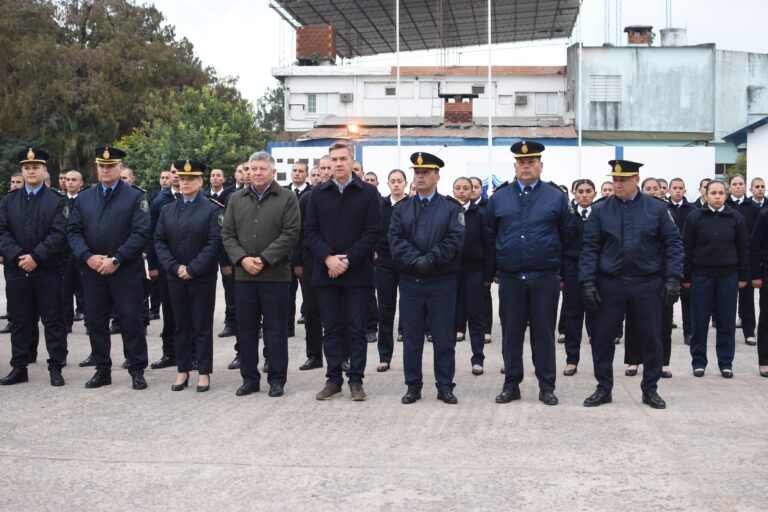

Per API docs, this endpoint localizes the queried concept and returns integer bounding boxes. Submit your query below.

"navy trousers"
[157,270,176,358]
[81,262,148,372]
[167,275,216,374]
[314,285,369,386]
[690,273,738,370]
[375,261,399,364]
[455,271,485,366]
[498,274,559,393]
[738,284,756,339]
[400,275,456,393]
[592,275,662,394]
[61,254,84,327]
[299,257,323,360]
[562,259,594,366]
[6,266,67,370]
[235,281,289,387]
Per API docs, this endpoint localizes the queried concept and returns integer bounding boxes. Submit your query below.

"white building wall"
[747,124,768,177]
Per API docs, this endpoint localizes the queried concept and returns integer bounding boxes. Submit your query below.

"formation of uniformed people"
[2,138,767,408]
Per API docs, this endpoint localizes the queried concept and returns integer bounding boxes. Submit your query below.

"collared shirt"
[100,181,119,195]
[708,204,726,213]
[578,206,591,218]
[67,193,78,199]
[671,200,684,207]
[210,187,224,198]
[417,191,437,203]
[182,192,200,204]
[332,175,353,194]
[291,182,308,194]
[24,184,44,196]
[732,195,745,205]
[250,182,272,201]
[516,179,540,193]
[390,195,404,206]
[620,189,640,204]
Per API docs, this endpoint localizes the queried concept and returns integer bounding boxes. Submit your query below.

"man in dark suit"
[285,162,312,337]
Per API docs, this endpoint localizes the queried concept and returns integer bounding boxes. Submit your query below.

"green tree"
[724,154,747,183]
[255,84,285,134]
[116,86,269,191]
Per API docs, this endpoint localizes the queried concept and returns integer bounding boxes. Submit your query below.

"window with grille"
[590,75,622,102]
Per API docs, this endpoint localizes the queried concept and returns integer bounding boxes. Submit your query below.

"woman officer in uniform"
[154,160,224,392]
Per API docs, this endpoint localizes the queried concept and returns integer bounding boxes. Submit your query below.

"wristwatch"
[111,257,121,268]
[342,257,350,266]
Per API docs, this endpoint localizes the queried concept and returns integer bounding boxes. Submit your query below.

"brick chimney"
[441,94,475,127]
[624,25,654,46]
[296,24,337,65]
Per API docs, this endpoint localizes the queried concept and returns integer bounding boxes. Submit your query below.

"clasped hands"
[86,255,119,276]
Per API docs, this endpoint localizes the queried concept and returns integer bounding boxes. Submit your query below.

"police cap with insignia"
[18,147,49,165]
[511,140,545,158]
[95,146,127,165]
[410,152,444,171]
[607,159,643,176]
[174,159,207,176]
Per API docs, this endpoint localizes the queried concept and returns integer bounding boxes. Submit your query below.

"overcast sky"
[151,0,768,104]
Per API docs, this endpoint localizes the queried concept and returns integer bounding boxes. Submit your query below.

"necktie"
[421,198,429,208]
[27,192,34,201]
[212,193,219,200]
[294,188,300,196]
[104,187,112,200]
[174,192,182,200]
[523,186,532,194]
[581,209,588,220]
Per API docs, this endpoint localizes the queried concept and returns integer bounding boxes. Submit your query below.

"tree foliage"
[255,84,285,134]
[0,0,215,186]
[115,85,269,191]
[724,154,747,183]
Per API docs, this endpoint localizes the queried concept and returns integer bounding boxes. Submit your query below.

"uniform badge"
[218,214,224,227]
[139,199,149,212]
[184,161,192,172]
[615,163,622,173]
[416,153,424,166]
[103,149,111,160]
[26,148,35,161]
[458,212,465,226]
[521,143,529,154]
[62,204,69,219]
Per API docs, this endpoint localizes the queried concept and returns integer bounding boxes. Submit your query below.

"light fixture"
[347,124,360,135]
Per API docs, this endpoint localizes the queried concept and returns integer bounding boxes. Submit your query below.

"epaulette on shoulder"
[132,185,147,193]
[208,197,224,208]
[52,188,65,196]
[5,188,21,196]
[548,181,569,194]
[591,195,609,207]
[650,194,670,204]
[446,195,463,206]
[493,181,509,191]
[392,196,409,207]
[80,184,93,191]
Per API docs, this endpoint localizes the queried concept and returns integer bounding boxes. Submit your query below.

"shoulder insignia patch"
[446,195,463,206]
[218,213,224,227]
[458,211,465,226]
[139,199,149,212]
[62,204,70,219]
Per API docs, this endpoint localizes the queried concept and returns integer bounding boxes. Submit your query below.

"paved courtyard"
[1,283,767,511]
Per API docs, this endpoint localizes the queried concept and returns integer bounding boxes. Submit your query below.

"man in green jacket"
[222,151,300,398]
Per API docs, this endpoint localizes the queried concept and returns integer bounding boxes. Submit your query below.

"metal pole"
[396,0,401,165]
[487,0,493,175]
[578,0,583,178]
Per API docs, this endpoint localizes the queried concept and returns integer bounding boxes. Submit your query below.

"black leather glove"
[581,281,601,312]
[412,256,433,275]
[662,277,681,307]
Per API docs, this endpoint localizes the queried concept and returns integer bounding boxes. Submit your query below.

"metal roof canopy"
[271,0,580,59]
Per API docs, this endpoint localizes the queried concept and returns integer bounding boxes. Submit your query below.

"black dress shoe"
[218,325,235,338]
[299,357,323,370]
[121,360,129,369]
[268,383,284,397]
[66,326,73,334]
[642,391,666,409]
[720,368,733,378]
[227,355,241,370]
[495,387,521,403]
[109,323,121,334]
[286,329,295,338]
[499,366,505,374]
[236,382,260,396]
[401,389,421,404]
[583,389,612,407]
[297,315,306,325]
[131,371,147,390]
[684,334,691,346]
[85,371,111,388]
[625,366,638,376]
[437,390,458,404]
[263,359,270,373]
[366,332,378,343]
[538,390,558,406]
[341,360,350,372]
[693,368,705,377]
[0,368,29,385]
[50,369,65,387]
[563,365,577,376]
[150,354,176,369]
[0,313,7,319]
[79,355,96,367]
[426,333,433,343]
[661,370,673,379]
[149,312,161,321]
[557,333,566,344]
[0,322,11,334]
[171,376,189,391]
[376,362,390,373]
[760,370,768,378]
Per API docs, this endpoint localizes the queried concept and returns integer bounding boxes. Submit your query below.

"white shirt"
[708,205,725,213]
[291,182,308,193]
[67,192,78,199]
[578,206,591,218]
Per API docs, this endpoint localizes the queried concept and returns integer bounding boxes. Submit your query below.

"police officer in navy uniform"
[0,147,68,386]
[67,146,151,390]
[484,141,578,406]
[389,152,465,404]
[154,160,223,392]
[579,160,683,409]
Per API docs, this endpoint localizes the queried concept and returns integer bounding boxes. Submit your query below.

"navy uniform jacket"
[667,197,695,233]
[483,180,578,278]
[67,179,150,266]
[146,187,176,271]
[0,186,68,270]
[292,188,313,268]
[459,202,494,281]
[376,195,406,271]
[579,189,684,283]
[750,207,768,279]
[726,195,760,232]
[304,175,381,287]
[564,207,589,261]
[207,185,235,204]
[388,193,465,279]
[154,194,223,281]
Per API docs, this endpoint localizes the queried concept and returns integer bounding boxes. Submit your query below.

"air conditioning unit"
[340,93,353,102]
[515,95,528,105]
